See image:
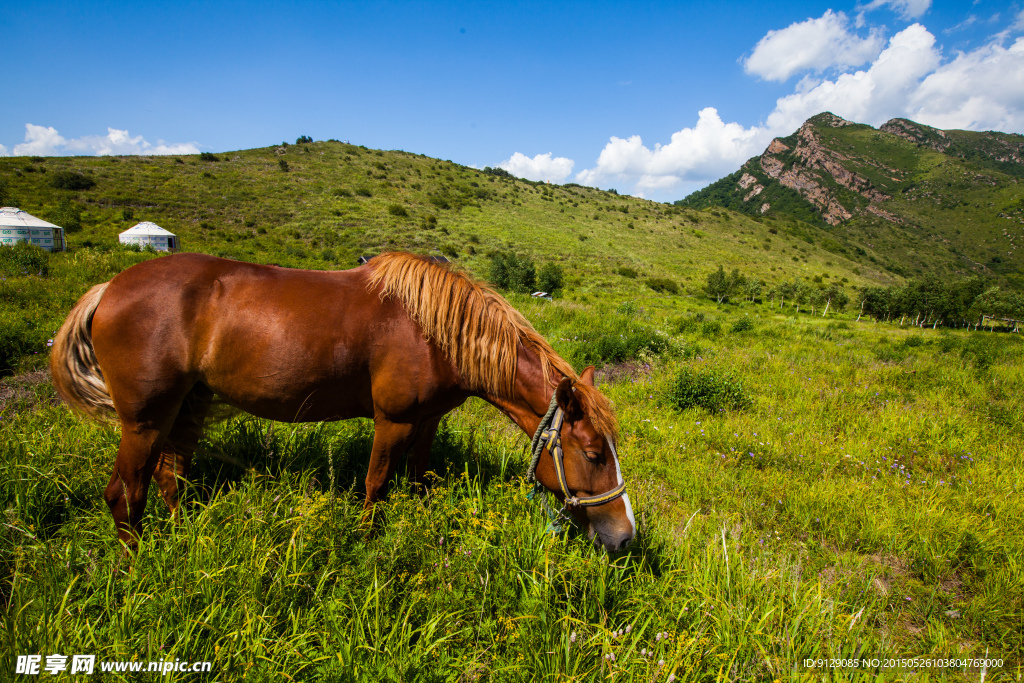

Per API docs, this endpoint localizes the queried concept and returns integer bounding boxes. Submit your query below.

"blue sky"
[3,0,1023,201]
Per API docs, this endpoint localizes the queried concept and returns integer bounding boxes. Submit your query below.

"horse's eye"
[583,450,601,462]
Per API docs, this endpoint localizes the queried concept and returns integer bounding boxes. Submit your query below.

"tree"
[793,280,812,313]
[745,278,763,303]
[537,262,564,295]
[778,280,798,309]
[704,265,742,303]
[821,282,848,316]
[489,251,536,293]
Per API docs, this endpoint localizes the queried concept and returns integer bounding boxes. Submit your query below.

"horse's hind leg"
[104,423,171,550]
[152,385,213,518]
[407,417,442,494]
[104,387,198,550]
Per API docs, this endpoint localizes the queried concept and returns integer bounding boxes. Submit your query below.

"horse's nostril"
[617,537,631,551]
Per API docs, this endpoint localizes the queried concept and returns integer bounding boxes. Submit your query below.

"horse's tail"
[50,282,116,422]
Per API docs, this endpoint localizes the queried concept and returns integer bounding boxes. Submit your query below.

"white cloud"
[1012,9,1024,32]
[497,152,574,183]
[12,124,67,156]
[575,108,772,195]
[859,0,931,20]
[909,37,1024,131]
[744,10,885,82]
[9,124,200,157]
[0,144,8,156]
[765,23,941,133]
[943,14,977,34]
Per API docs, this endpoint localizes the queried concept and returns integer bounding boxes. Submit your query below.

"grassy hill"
[2,136,1023,679]
[679,112,1024,288]
[0,137,900,298]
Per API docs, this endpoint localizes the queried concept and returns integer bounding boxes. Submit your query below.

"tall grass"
[1,252,1023,680]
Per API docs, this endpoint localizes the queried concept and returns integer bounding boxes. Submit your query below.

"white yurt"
[119,222,180,252]
[0,207,66,251]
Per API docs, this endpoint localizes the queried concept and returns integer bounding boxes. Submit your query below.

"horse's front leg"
[362,419,416,530]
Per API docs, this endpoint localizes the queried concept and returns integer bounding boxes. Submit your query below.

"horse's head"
[533,366,635,552]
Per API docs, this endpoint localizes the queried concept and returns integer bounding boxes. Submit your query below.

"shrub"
[333,188,353,197]
[938,337,959,354]
[49,171,95,191]
[671,316,700,334]
[730,318,754,333]
[122,207,134,221]
[616,266,638,279]
[279,159,290,172]
[441,244,458,258]
[647,277,679,294]
[387,204,409,217]
[617,301,640,316]
[489,251,535,293]
[960,339,998,371]
[701,321,722,337]
[200,152,219,162]
[537,263,564,294]
[569,325,669,367]
[355,187,372,197]
[0,242,49,277]
[680,341,704,360]
[666,366,750,412]
[296,135,313,144]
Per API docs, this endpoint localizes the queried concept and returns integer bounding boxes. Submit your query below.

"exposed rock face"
[758,115,888,225]
[881,117,1024,168]
[880,118,951,152]
[737,172,765,203]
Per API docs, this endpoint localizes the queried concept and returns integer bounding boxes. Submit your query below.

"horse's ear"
[580,366,596,386]
[554,377,582,418]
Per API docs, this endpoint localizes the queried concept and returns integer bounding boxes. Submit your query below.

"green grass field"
[2,246,1022,681]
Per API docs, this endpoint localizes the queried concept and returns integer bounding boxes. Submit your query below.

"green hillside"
[679,112,1024,288]
[0,137,898,298]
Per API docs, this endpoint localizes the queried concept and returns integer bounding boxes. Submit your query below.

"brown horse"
[50,252,635,551]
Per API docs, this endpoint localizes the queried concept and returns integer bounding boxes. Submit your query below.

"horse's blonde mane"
[366,252,617,439]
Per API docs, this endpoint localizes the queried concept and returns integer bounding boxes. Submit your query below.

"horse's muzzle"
[590,525,635,553]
